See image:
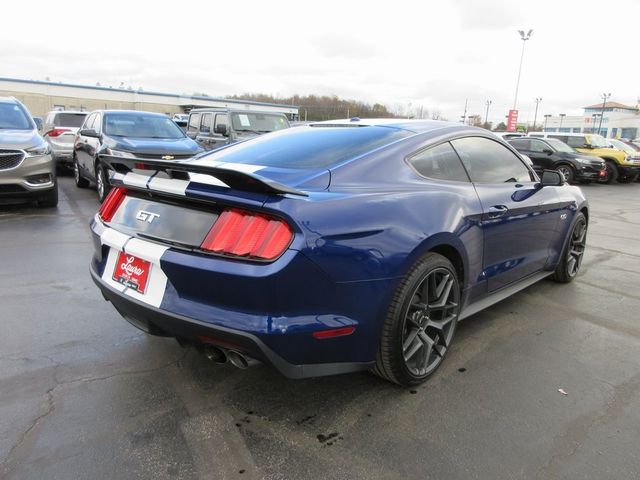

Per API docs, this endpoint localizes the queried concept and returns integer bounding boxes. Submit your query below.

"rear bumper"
[90,266,373,379]
[575,165,604,180]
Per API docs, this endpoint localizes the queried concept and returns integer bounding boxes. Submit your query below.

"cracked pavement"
[1,176,639,479]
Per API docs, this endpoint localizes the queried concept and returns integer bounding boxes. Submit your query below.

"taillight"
[45,128,71,138]
[98,187,127,222]
[201,209,293,260]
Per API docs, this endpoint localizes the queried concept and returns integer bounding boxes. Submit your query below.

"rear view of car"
[43,111,88,167]
[0,97,57,207]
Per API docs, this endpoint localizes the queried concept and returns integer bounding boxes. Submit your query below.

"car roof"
[47,110,87,115]
[308,118,473,134]
[189,108,286,115]
[87,109,170,117]
[0,96,19,104]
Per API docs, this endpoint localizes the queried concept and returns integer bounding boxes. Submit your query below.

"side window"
[509,139,531,150]
[408,142,470,182]
[83,113,96,131]
[215,114,229,132]
[200,113,212,133]
[188,113,201,133]
[93,114,102,133]
[528,140,548,153]
[550,135,568,144]
[565,136,586,148]
[451,137,533,184]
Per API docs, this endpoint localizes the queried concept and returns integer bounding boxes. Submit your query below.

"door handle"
[487,205,509,218]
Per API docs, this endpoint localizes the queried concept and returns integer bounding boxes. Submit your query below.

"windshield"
[588,134,609,148]
[0,102,33,130]
[54,113,87,128]
[609,139,635,154]
[230,112,290,133]
[546,138,575,153]
[104,113,185,139]
[197,125,412,169]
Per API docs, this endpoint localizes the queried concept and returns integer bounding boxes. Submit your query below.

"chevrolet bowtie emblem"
[161,155,174,160]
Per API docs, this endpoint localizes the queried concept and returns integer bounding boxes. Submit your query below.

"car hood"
[0,129,42,150]
[108,136,201,155]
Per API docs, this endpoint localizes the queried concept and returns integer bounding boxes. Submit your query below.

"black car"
[508,137,605,184]
[73,110,203,200]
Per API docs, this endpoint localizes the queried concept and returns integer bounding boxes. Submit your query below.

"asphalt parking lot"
[1,176,639,480]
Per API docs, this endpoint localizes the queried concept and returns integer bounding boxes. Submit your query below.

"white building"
[542,101,639,140]
[0,77,299,118]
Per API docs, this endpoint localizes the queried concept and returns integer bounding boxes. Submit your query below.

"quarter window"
[565,136,587,148]
[529,140,549,153]
[509,139,531,150]
[408,142,470,182]
[215,114,229,130]
[451,136,533,184]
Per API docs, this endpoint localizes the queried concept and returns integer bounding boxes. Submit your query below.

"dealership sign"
[507,109,518,132]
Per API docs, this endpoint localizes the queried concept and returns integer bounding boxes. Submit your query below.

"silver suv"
[42,110,87,167]
[0,97,57,207]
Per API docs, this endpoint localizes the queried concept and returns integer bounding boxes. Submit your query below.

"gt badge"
[136,210,160,223]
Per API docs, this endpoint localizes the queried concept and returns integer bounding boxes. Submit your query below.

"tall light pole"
[597,92,611,135]
[513,29,533,110]
[543,114,551,131]
[484,100,492,127]
[460,98,468,124]
[532,97,542,131]
[559,113,566,130]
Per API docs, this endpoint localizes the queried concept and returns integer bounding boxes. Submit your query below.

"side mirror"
[79,128,100,138]
[214,124,228,136]
[540,169,563,187]
[543,148,553,155]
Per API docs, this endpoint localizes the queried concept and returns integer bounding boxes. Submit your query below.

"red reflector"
[599,170,606,177]
[98,187,127,222]
[45,128,70,138]
[201,209,293,260]
[312,326,356,340]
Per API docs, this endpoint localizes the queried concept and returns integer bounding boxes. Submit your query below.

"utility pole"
[532,97,542,131]
[597,93,611,135]
[513,29,533,110]
[484,100,492,127]
[559,113,566,130]
[460,98,468,124]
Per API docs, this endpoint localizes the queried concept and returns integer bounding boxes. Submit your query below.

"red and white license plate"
[112,251,151,294]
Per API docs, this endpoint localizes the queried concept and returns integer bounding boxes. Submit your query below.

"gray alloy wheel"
[553,212,587,283]
[401,267,459,377]
[556,165,574,184]
[372,253,460,385]
[74,156,89,188]
[96,163,110,202]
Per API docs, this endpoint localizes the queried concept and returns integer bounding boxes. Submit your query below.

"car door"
[208,113,230,150]
[451,136,562,292]
[186,113,201,140]
[85,112,102,180]
[76,113,96,175]
[195,112,214,150]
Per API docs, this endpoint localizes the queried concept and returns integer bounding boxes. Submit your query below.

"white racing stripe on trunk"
[189,173,229,188]
[122,172,151,189]
[125,238,169,264]
[148,176,189,196]
[100,228,131,251]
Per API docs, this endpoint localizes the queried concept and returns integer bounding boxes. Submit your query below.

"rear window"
[53,113,87,128]
[196,126,413,169]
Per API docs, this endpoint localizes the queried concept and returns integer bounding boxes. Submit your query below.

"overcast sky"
[2,0,639,124]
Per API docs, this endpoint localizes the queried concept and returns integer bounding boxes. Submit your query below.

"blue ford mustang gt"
[90,119,588,386]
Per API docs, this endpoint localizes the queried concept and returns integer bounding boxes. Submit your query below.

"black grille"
[134,153,194,160]
[0,184,27,194]
[0,149,24,170]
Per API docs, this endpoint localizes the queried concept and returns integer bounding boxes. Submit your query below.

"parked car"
[0,97,57,207]
[90,119,588,386]
[492,131,526,140]
[73,110,203,201]
[42,110,88,167]
[530,132,639,183]
[172,113,188,131]
[508,137,605,184]
[186,108,290,151]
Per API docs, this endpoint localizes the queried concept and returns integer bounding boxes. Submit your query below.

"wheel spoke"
[403,328,420,353]
[430,278,454,308]
[403,336,423,362]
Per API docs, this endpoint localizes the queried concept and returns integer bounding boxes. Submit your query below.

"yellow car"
[530,132,639,183]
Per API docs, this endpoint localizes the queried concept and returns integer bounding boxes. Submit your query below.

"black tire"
[552,212,587,283]
[598,161,618,184]
[372,252,460,386]
[556,164,575,184]
[95,162,111,202]
[37,182,58,208]
[74,155,89,188]
[617,173,638,184]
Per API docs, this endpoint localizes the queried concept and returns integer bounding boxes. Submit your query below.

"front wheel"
[372,253,460,386]
[95,163,111,202]
[74,155,89,188]
[552,212,587,283]
[556,165,575,184]
[617,173,639,184]
[598,161,618,184]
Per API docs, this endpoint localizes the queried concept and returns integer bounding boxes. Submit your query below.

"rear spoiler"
[101,156,308,197]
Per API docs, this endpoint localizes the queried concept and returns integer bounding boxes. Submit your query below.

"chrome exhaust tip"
[227,350,251,369]
[204,345,227,364]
